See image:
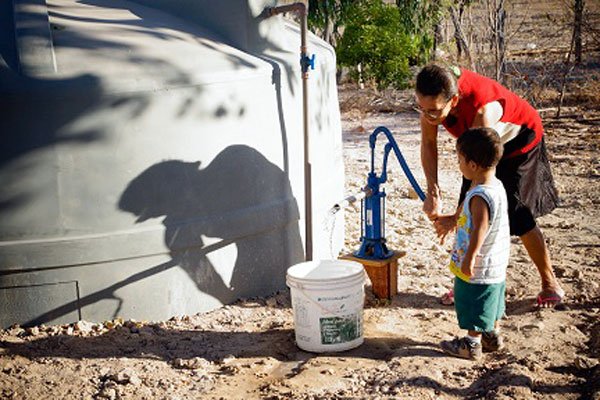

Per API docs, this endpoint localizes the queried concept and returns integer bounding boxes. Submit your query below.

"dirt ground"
[2,1,600,399]
[1,104,599,400]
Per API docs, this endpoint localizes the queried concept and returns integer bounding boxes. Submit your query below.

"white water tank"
[0,0,345,327]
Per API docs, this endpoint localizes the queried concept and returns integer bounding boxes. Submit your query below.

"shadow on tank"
[118,144,303,305]
[8,145,302,327]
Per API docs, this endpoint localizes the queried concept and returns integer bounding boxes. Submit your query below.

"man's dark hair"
[456,127,503,169]
[416,64,458,100]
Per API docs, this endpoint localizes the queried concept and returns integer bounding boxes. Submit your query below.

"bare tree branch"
[450,5,475,70]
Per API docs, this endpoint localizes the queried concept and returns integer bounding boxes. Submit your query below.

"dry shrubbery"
[339,0,600,115]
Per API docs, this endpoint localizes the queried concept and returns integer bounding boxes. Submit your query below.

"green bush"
[336,0,437,89]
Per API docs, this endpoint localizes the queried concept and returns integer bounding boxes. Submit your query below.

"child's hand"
[461,261,473,278]
[433,214,458,244]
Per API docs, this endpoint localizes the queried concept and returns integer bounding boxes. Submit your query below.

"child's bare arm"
[461,196,490,277]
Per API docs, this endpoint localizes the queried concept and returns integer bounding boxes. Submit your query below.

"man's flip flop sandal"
[536,291,564,308]
[440,289,454,306]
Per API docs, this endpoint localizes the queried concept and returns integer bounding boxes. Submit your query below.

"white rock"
[75,320,94,334]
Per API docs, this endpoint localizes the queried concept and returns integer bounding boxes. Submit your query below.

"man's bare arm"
[420,115,441,219]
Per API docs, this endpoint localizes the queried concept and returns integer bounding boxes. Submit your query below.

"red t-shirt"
[442,69,543,157]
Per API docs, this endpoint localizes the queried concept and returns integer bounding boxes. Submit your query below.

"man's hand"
[433,213,458,244]
[423,186,442,220]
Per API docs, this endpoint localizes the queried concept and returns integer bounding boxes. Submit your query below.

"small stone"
[26,326,40,336]
[521,321,545,332]
[222,355,236,364]
[8,325,25,337]
[266,298,277,307]
[48,326,60,335]
[173,357,210,370]
[575,356,599,370]
[407,188,419,200]
[112,368,140,385]
[97,387,117,400]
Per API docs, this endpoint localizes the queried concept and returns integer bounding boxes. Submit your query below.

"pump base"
[341,251,405,299]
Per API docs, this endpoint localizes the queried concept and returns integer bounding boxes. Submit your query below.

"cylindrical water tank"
[0,0,345,327]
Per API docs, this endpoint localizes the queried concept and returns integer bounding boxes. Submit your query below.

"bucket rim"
[286,272,365,290]
[286,259,364,282]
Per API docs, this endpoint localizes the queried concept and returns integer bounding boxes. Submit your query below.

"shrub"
[336,0,435,89]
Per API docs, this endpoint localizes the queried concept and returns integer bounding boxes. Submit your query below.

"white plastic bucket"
[286,259,365,353]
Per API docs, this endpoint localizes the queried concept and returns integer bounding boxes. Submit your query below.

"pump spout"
[331,187,372,214]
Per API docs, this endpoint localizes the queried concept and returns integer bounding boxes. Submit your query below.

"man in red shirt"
[415,63,564,308]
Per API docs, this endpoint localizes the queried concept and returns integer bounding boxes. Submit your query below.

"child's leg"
[482,292,505,352]
[440,278,483,359]
[467,330,482,341]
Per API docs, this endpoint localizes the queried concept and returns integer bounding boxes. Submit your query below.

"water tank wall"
[0,0,345,327]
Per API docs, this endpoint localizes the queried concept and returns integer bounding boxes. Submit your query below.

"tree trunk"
[453,2,465,60]
[322,0,336,47]
[433,22,442,59]
[450,5,475,70]
[486,0,506,83]
[574,0,584,64]
[494,0,506,82]
[557,18,577,118]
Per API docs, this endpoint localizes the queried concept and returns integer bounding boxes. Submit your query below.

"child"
[440,127,510,360]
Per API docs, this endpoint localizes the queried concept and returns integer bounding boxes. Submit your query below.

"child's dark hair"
[416,64,458,100]
[456,127,503,169]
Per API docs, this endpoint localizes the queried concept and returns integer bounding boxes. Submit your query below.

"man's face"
[414,93,457,125]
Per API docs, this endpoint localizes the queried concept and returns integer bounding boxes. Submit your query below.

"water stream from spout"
[323,207,339,259]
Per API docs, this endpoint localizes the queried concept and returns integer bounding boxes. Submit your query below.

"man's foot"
[481,331,504,352]
[440,337,482,360]
[440,289,454,306]
[536,287,565,308]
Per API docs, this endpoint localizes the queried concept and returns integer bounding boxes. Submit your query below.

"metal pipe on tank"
[264,2,313,261]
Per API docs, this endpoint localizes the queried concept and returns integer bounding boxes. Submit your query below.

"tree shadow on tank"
[118,144,304,306]
[0,66,104,220]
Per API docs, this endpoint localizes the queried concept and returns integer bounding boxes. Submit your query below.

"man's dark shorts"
[459,131,559,237]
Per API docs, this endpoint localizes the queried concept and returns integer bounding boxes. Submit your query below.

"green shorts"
[454,277,506,332]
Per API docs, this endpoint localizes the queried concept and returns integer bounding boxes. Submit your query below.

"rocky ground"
[1,102,599,399]
[2,1,600,398]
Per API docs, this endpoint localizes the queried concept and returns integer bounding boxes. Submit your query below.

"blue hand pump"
[354,126,426,260]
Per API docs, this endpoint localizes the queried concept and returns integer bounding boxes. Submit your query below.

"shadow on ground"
[0,325,443,364]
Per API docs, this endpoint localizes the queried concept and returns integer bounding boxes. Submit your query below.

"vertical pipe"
[300,8,312,261]
[264,3,312,261]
